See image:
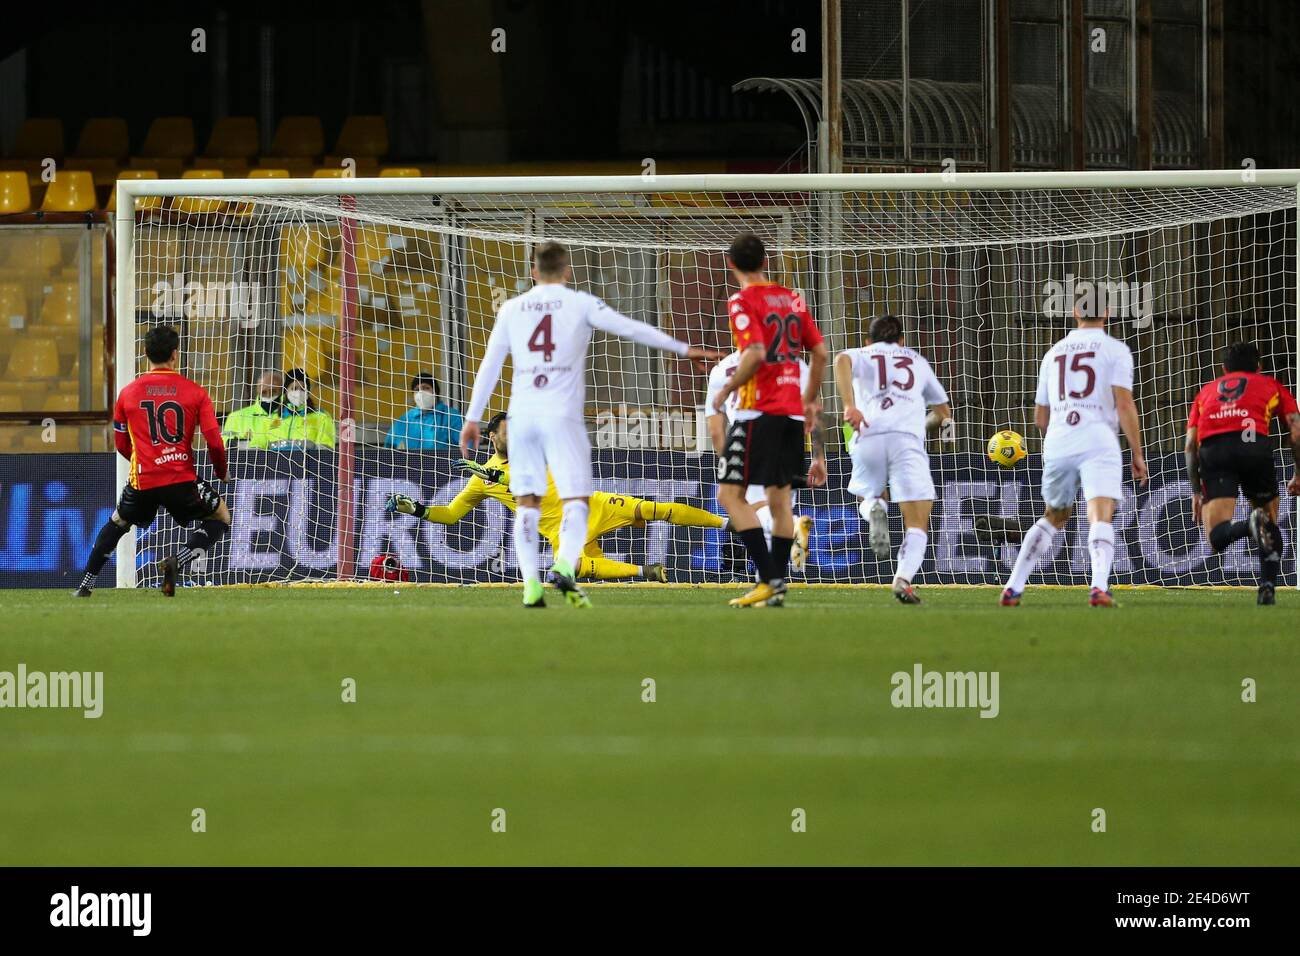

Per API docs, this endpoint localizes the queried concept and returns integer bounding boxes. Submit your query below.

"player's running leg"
[1084,496,1118,607]
[761,483,796,606]
[635,499,725,530]
[514,500,545,607]
[544,420,594,608]
[848,434,891,559]
[1001,510,1069,605]
[1003,455,1076,605]
[74,510,133,597]
[792,509,812,572]
[1079,451,1124,607]
[892,500,932,604]
[173,491,231,585]
[1247,499,1283,605]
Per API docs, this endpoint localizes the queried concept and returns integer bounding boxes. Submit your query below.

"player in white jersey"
[1000,306,1148,607]
[462,240,719,609]
[834,315,952,604]
[704,351,825,576]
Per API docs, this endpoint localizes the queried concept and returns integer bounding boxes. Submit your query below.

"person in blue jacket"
[384,373,464,450]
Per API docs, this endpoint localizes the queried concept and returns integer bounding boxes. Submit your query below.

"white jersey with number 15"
[1034,327,1134,456]
[464,283,688,424]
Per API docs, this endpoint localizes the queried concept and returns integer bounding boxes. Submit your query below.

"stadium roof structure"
[732,77,1200,172]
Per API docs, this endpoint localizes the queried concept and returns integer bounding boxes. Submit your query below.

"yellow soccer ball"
[987,429,1027,468]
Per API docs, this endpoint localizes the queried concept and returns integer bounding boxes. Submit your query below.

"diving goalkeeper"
[386,412,727,581]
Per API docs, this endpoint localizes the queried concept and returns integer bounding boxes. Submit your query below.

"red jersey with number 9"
[727,283,823,416]
[113,368,227,489]
[1187,370,1298,442]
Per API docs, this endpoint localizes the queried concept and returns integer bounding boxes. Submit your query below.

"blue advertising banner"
[1,449,1293,587]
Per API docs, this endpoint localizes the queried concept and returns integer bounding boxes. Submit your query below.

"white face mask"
[286,388,307,408]
[414,390,437,411]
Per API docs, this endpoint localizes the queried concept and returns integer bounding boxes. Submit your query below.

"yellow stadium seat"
[249,168,289,179]
[128,156,185,178]
[0,392,20,413]
[140,117,195,159]
[202,116,259,159]
[13,119,64,160]
[269,116,324,159]
[190,158,248,176]
[39,283,78,326]
[106,169,161,212]
[379,167,421,178]
[312,167,352,178]
[73,118,130,161]
[42,391,79,412]
[0,283,28,326]
[332,115,388,159]
[173,169,226,215]
[4,233,64,274]
[40,171,96,212]
[63,157,120,188]
[6,336,59,379]
[0,171,31,213]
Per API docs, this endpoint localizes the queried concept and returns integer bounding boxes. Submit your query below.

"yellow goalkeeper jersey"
[424,453,565,544]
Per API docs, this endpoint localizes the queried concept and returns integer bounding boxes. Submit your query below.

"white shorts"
[1040,442,1123,509]
[506,414,593,499]
[847,432,935,502]
[746,484,796,509]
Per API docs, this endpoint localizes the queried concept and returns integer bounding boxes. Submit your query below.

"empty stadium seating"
[40,171,96,212]
[0,171,32,213]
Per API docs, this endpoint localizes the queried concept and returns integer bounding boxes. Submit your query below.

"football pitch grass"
[1,585,1296,866]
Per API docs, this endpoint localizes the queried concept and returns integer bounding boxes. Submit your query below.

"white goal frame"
[113,169,1300,589]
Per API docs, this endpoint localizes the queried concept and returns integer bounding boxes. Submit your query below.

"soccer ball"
[987,429,1027,467]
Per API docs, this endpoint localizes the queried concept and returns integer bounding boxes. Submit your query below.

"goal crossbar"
[113,170,1300,589]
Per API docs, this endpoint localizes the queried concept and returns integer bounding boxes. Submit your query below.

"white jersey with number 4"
[465,282,689,425]
[705,351,809,424]
[843,342,948,442]
[1034,327,1134,458]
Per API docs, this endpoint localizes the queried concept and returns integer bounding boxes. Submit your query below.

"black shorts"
[718,414,805,488]
[117,479,222,528]
[1198,432,1278,506]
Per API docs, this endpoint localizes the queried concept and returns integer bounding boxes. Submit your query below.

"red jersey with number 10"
[113,369,227,489]
[1187,370,1298,442]
[727,283,823,417]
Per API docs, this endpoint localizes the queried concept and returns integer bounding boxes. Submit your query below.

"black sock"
[769,535,794,584]
[737,527,772,582]
[179,519,229,568]
[1259,519,1282,586]
[1209,520,1248,553]
[81,519,130,585]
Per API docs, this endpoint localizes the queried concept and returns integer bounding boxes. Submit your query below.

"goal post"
[113,170,1300,589]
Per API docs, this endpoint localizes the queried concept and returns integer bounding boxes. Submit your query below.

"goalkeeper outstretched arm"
[387,477,487,525]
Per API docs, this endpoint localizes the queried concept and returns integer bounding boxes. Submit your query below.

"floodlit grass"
[1,585,1296,865]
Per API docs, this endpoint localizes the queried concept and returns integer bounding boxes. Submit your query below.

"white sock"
[756,506,774,550]
[895,528,927,584]
[1005,518,1058,592]
[858,496,881,523]
[558,499,589,570]
[1088,521,1116,593]
[514,506,541,585]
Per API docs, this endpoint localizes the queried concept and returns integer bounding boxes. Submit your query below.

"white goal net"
[115,173,1298,588]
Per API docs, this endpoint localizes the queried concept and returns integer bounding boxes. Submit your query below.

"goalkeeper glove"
[385,493,427,520]
[457,458,505,485]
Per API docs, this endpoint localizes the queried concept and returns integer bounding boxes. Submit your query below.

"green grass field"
[1,585,1296,866]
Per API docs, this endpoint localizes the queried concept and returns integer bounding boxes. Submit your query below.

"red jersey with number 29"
[1187,371,1298,442]
[114,369,227,489]
[727,283,823,417]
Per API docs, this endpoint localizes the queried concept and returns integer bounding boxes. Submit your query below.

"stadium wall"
[0,451,1293,588]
